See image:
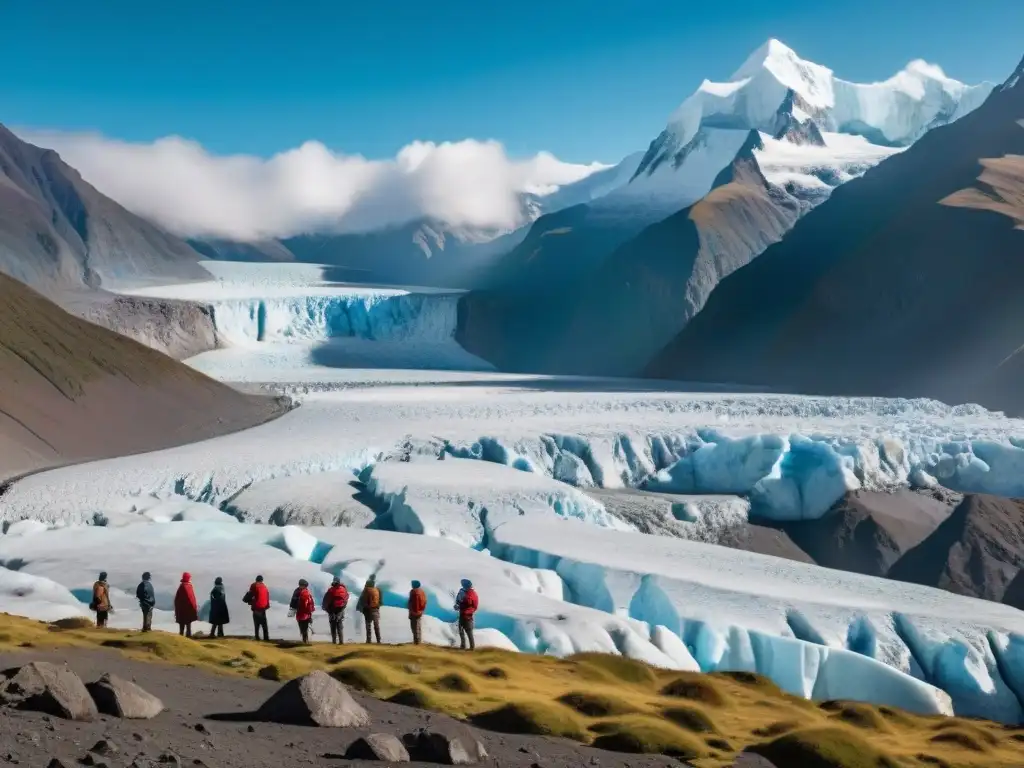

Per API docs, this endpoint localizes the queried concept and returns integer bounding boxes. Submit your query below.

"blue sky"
[2,0,1021,163]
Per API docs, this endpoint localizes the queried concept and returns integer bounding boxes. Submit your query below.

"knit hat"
[461,578,472,588]
[367,575,376,585]
[214,577,223,585]
[99,572,107,581]
[298,579,309,587]
[141,572,151,580]
[255,575,264,583]
[411,580,421,588]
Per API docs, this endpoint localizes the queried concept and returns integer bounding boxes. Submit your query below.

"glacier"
[121,261,495,375]
[4,357,1024,720]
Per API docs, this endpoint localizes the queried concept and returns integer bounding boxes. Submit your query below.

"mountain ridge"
[644,51,1024,413]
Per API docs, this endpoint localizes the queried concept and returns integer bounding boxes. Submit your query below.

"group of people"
[90,572,480,649]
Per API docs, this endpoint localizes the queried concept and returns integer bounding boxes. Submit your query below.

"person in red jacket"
[322,577,349,645]
[454,578,478,651]
[243,575,271,641]
[408,580,427,645]
[293,579,315,644]
[174,572,199,638]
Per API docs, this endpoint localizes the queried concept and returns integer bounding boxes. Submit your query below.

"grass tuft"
[431,672,476,694]
[747,726,901,768]
[557,691,637,718]
[659,674,730,707]
[330,660,397,694]
[471,701,588,740]
[387,686,441,710]
[589,716,707,759]
[661,704,719,734]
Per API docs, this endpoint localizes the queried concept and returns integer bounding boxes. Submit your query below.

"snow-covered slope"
[635,39,994,199]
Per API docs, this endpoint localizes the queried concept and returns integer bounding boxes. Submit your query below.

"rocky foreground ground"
[0,649,687,768]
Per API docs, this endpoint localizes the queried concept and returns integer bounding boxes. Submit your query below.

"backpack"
[289,588,300,611]
[363,586,380,610]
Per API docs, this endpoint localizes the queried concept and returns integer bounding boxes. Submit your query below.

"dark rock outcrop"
[780,490,954,577]
[87,674,164,719]
[888,494,1024,601]
[256,670,369,727]
[0,662,97,721]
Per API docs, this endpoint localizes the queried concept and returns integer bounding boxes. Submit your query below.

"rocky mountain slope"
[0,124,223,357]
[0,124,208,295]
[0,271,287,481]
[887,494,1024,603]
[645,54,1024,414]
[458,41,990,375]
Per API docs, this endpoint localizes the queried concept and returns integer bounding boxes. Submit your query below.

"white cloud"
[16,129,608,240]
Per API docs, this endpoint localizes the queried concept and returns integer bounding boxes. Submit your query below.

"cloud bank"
[17,129,608,240]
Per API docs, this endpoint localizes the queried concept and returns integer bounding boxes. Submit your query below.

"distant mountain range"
[456,40,995,375]
[645,53,1024,414]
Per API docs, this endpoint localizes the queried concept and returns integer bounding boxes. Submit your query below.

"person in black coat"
[136,572,156,632]
[209,577,230,637]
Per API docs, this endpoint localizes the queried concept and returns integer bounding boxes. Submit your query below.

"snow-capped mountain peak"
[729,38,835,109]
[628,39,995,208]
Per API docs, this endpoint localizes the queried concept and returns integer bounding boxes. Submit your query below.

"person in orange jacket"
[90,572,112,628]
[174,572,199,638]
[322,577,349,644]
[356,575,382,644]
[293,579,315,644]
[407,580,427,644]
[454,578,478,651]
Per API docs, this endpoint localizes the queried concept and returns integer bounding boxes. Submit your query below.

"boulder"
[345,733,410,762]
[256,670,369,727]
[404,726,488,765]
[87,674,164,719]
[0,662,98,721]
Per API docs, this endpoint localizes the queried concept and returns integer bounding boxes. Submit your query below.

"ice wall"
[210,291,461,346]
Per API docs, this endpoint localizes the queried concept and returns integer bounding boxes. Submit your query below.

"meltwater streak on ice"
[209,292,462,346]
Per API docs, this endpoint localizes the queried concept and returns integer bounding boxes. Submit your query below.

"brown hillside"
[0,272,287,481]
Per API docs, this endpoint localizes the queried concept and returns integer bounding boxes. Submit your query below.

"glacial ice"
[3,516,1002,719]
[5,385,1024,525]
[489,516,1024,721]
